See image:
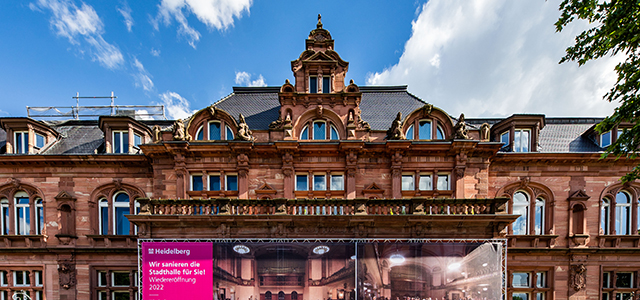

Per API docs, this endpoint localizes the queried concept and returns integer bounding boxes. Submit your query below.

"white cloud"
[235,71,266,87]
[117,2,134,32]
[158,91,196,120]
[33,0,124,69]
[154,0,252,48]
[150,48,161,57]
[366,0,620,117]
[132,58,154,92]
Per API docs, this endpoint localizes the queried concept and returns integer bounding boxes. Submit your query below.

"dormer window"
[35,133,45,150]
[514,129,530,152]
[405,119,445,140]
[133,133,142,151]
[14,131,28,154]
[300,120,339,140]
[500,132,509,146]
[194,121,234,141]
[419,120,431,139]
[112,131,129,154]
[209,122,221,140]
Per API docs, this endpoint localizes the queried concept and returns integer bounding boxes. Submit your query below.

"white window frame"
[13,270,30,287]
[208,121,222,140]
[14,192,30,235]
[300,125,309,140]
[321,76,331,93]
[401,174,414,191]
[512,191,530,235]
[514,129,531,152]
[330,125,339,140]
[330,174,344,191]
[112,130,129,154]
[98,271,108,287]
[34,270,43,287]
[512,272,530,288]
[405,124,414,140]
[312,120,327,140]
[601,198,610,235]
[615,191,632,235]
[35,199,43,235]
[436,174,450,191]
[601,131,612,148]
[99,199,109,235]
[195,125,204,140]
[113,192,130,235]
[0,270,7,286]
[419,174,432,191]
[0,199,8,235]
[133,133,142,151]
[34,133,46,150]
[225,125,234,140]
[418,120,432,140]
[191,174,203,191]
[313,174,326,191]
[14,131,29,154]
[111,271,130,287]
[534,198,545,235]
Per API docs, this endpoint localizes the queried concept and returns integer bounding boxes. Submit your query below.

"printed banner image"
[140,240,503,300]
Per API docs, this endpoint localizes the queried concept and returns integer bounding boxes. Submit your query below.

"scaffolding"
[26,92,166,120]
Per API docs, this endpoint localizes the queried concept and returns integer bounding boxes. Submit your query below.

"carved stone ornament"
[452,113,470,140]
[152,125,162,143]
[386,112,405,140]
[316,105,323,118]
[570,264,587,291]
[58,261,77,289]
[173,119,189,141]
[480,123,490,141]
[269,115,284,130]
[235,114,255,141]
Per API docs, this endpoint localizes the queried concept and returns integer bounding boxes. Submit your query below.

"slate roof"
[213,87,281,130]
[44,122,104,154]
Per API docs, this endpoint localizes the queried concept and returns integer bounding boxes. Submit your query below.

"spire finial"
[317,14,322,29]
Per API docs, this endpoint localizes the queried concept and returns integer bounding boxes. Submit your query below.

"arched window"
[226,125,234,140]
[15,191,30,235]
[616,191,631,235]
[601,198,610,234]
[291,291,298,300]
[330,125,339,140]
[1,199,8,235]
[419,120,432,139]
[114,192,130,235]
[60,204,73,236]
[534,198,545,235]
[278,291,285,300]
[512,192,529,235]
[300,120,340,140]
[265,291,272,300]
[406,124,414,139]
[313,121,326,140]
[300,126,309,140]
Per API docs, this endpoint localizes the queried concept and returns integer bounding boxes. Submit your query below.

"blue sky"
[0,0,620,119]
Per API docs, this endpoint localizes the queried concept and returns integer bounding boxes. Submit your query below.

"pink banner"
[143,242,213,300]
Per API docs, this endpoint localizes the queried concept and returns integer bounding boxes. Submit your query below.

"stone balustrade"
[137,197,507,216]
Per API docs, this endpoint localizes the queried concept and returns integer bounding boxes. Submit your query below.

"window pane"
[501,132,509,145]
[436,126,444,139]
[512,272,530,287]
[113,292,130,300]
[296,175,308,191]
[192,175,203,191]
[134,134,142,147]
[616,204,631,235]
[513,192,529,235]
[98,271,107,286]
[37,203,44,235]
[406,125,414,140]
[313,175,326,191]
[437,175,449,190]
[113,272,130,286]
[209,122,221,140]
[602,131,611,147]
[401,175,414,191]
[196,127,204,140]
[313,122,326,140]
[1,203,8,235]
[114,132,121,153]
[616,272,633,288]
[520,130,530,152]
[602,199,610,234]
[101,205,109,235]
[300,126,308,140]
[322,77,330,93]
[535,199,544,235]
[330,175,343,191]
[209,175,221,191]
[226,175,238,191]
[116,207,130,235]
[514,131,521,152]
[419,175,432,190]
[36,134,45,148]
[419,121,431,139]
[330,126,339,140]
[122,132,129,153]
[309,77,317,93]
[226,126,234,140]
[512,292,529,300]
[535,293,544,300]
[536,272,545,288]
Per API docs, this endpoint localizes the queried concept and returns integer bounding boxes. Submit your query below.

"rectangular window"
[226,175,238,191]
[437,174,450,190]
[501,131,509,146]
[322,77,330,93]
[313,174,326,191]
[1,201,8,235]
[209,175,221,191]
[35,133,45,149]
[133,133,142,150]
[191,175,203,191]
[35,270,43,287]
[113,131,129,154]
[419,120,432,140]
[419,174,432,190]
[113,291,130,300]
[536,271,546,288]
[512,293,529,300]
[514,129,530,152]
[16,197,30,235]
[313,121,326,140]
[401,175,414,191]
[616,272,633,288]
[330,174,344,191]
[309,76,318,93]
[296,175,308,191]
[98,271,108,287]
[0,271,7,286]
[512,272,530,287]
[14,131,28,154]
[209,122,221,140]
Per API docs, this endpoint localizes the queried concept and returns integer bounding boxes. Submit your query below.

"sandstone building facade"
[0,18,637,300]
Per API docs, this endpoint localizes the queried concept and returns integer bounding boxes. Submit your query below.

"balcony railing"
[137,198,507,216]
